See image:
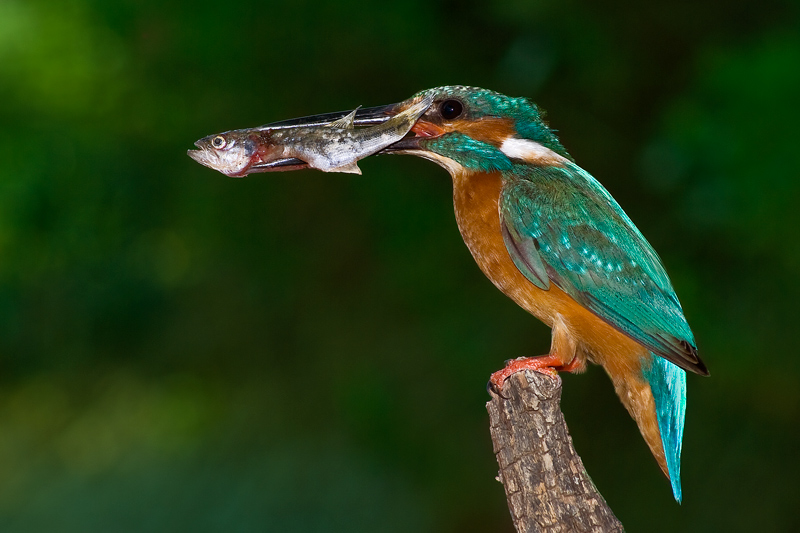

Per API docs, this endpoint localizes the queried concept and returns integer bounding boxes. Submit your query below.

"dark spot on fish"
[244,138,256,157]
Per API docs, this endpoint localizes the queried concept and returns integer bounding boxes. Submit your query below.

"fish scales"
[188,95,433,177]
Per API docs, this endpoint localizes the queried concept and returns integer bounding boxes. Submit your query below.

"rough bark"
[487,370,624,532]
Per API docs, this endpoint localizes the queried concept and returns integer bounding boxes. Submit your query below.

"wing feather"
[500,163,708,375]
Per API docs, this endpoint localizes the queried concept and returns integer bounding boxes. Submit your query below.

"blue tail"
[643,354,686,503]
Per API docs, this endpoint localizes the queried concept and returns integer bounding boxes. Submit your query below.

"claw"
[487,379,510,399]
[488,354,569,398]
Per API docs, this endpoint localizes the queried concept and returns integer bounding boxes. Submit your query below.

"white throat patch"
[499,138,567,165]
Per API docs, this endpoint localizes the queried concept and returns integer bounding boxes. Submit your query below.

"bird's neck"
[450,169,517,296]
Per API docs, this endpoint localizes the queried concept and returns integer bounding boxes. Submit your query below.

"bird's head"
[382,86,573,175]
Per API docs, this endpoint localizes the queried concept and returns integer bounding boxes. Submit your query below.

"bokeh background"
[2,0,799,531]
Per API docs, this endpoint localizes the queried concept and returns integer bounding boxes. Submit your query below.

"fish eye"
[212,135,227,149]
[439,99,463,120]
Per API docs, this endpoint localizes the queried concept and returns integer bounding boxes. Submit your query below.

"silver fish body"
[188,95,433,177]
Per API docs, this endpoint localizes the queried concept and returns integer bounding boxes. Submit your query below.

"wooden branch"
[487,370,624,532]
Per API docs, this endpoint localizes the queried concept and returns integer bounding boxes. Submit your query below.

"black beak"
[250,104,399,171]
[262,104,397,129]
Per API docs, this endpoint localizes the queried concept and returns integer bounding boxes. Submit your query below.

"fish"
[188,94,434,177]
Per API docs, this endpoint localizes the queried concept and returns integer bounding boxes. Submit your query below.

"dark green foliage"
[1,0,799,531]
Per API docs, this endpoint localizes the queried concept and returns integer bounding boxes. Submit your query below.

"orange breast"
[450,170,642,362]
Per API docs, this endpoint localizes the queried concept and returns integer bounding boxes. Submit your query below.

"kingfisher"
[254,85,709,502]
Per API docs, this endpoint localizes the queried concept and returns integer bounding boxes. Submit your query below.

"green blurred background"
[2,0,799,531]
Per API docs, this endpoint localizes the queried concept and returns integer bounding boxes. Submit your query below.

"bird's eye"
[440,99,463,120]
[212,135,227,149]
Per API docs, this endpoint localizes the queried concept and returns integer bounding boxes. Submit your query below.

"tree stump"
[487,370,624,532]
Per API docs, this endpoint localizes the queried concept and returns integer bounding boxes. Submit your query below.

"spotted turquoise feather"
[498,162,701,373]
[426,133,513,173]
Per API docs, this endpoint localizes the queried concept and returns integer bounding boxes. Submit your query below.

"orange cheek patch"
[411,117,517,145]
[455,117,516,146]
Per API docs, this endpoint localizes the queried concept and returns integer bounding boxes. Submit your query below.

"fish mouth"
[187,140,251,177]
[187,141,215,167]
[187,142,234,175]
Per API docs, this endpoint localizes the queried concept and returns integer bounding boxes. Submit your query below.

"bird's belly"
[450,170,647,371]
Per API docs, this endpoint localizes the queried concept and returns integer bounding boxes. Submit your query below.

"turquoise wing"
[499,162,708,376]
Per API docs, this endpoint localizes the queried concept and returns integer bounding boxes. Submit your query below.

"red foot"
[488,354,579,396]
